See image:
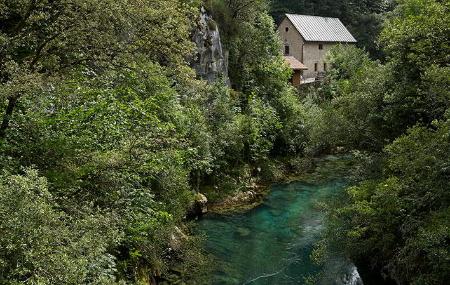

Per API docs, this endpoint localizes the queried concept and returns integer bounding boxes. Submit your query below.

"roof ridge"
[286,13,341,20]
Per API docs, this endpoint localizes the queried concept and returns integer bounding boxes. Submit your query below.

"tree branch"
[0,95,19,139]
[11,0,38,34]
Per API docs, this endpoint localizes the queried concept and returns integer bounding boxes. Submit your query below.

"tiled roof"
[285,14,357,43]
[284,56,308,70]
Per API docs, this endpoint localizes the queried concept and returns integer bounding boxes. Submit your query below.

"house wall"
[302,42,334,79]
[278,18,304,64]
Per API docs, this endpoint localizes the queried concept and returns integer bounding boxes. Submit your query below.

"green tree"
[324,119,450,284]
[0,0,198,138]
[380,0,450,134]
[0,169,122,284]
[301,45,390,153]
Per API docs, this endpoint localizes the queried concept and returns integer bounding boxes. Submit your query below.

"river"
[197,156,364,285]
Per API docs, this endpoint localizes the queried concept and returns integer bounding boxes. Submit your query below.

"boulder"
[195,193,208,214]
[230,190,257,204]
[187,193,208,219]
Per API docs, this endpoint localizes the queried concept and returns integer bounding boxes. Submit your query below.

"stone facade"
[302,42,333,79]
[279,18,304,67]
[278,17,348,79]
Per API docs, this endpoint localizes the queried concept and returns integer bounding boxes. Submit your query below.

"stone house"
[278,14,356,84]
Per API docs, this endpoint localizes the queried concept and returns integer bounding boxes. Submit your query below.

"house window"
[319,44,323,50]
[284,45,290,55]
[285,27,289,32]
[324,62,327,71]
[314,63,318,72]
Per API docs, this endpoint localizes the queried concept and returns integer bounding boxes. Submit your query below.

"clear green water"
[197,157,356,285]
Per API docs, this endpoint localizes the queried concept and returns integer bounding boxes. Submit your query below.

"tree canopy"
[303,0,450,284]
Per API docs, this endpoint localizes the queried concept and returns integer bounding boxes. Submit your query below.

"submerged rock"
[192,7,229,84]
[236,227,251,237]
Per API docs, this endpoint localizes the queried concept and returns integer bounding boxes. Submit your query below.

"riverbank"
[203,155,355,215]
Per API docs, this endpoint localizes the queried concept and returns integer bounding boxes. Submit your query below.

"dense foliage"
[307,0,450,284]
[327,120,450,284]
[0,0,307,283]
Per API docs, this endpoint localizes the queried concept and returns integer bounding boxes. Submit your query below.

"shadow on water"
[197,156,364,285]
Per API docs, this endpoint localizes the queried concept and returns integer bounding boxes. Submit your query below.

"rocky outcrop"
[192,7,229,84]
[195,193,208,214]
[227,190,258,204]
[210,190,265,213]
[337,265,364,285]
[187,193,208,219]
[169,226,188,252]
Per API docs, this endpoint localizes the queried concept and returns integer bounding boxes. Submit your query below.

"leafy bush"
[0,169,121,284]
[324,120,450,284]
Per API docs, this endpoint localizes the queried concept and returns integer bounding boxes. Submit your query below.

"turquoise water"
[197,158,354,285]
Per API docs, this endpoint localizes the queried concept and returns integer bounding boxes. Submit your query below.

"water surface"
[198,157,357,284]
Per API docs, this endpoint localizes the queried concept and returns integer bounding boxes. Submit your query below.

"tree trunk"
[196,170,201,192]
[0,96,18,138]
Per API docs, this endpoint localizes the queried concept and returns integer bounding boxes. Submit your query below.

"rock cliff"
[192,7,229,84]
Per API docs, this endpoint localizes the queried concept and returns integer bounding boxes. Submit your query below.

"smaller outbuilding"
[283,56,308,87]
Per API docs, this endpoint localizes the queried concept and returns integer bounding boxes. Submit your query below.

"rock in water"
[192,7,229,84]
[186,193,208,219]
[195,193,208,215]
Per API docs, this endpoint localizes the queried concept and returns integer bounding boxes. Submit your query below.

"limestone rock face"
[192,7,229,84]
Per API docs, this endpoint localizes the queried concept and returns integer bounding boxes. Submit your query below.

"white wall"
[302,42,334,79]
